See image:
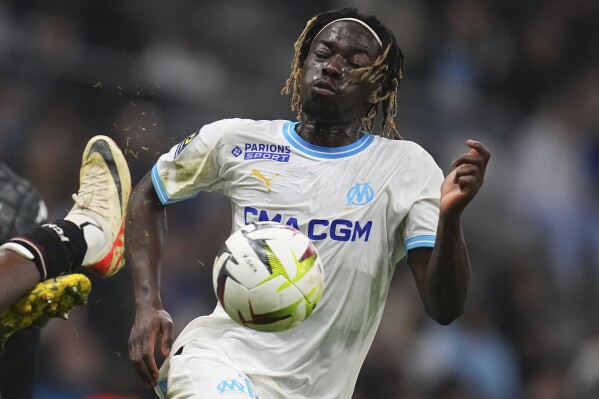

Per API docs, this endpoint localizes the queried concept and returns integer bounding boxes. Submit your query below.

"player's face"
[299,21,382,124]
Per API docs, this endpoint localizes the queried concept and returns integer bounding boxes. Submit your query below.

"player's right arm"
[125,172,173,388]
[126,121,228,387]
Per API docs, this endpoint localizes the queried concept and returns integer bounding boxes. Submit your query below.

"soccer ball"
[213,221,324,332]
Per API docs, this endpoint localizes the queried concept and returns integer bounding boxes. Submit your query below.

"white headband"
[314,17,382,48]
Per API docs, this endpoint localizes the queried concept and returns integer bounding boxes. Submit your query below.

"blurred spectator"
[400,306,520,399]
[567,332,599,398]
[508,68,599,303]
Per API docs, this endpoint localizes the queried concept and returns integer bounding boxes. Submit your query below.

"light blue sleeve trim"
[157,379,168,398]
[406,235,436,251]
[151,164,198,205]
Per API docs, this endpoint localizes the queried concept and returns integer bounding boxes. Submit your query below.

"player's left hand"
[440,140,490,216]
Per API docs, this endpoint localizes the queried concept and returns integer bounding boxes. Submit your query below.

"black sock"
[8,220,87,279]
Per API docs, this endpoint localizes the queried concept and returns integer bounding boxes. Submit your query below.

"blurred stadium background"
[0,0,598,398]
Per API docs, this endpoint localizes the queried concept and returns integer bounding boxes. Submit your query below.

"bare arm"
[408,140,490,325]
[408,217,470,325]
[125,172,173,388]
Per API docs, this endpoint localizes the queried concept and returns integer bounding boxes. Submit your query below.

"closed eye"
[313,51,331,60]
[348,54,371,69]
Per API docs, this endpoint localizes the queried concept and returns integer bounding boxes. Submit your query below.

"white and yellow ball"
[213,222,324,332]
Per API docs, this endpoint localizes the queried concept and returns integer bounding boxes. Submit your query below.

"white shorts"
[154,341,277,399]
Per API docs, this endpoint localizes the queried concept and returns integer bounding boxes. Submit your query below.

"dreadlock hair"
[282,7,405,139]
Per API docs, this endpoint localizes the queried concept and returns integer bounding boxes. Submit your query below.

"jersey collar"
[283,121,375,159]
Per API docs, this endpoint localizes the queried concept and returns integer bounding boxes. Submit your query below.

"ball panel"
[239,284,303,331]
[227,255,272,289]
[288,233,312,259]
[220,278,251,325]
[293,265,324,318]
[225,226,263,260]
[250,276,303,313]
[246,237,273,271]
[266,240,298,279]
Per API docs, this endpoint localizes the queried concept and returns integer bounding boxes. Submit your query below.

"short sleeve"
[403,153,443,252]
[151,120,229,205]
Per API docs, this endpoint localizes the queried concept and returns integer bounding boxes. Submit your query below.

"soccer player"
[126,7,490,399]
[0,135,131,356]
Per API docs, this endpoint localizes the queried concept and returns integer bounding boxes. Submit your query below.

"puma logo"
[251,169,279,193]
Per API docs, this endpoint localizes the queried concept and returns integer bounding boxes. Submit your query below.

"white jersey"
[152,118,443,398]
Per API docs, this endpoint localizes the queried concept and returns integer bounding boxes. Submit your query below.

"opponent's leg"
[0,135,131,345]
[0,134,131,288]
[0,273,91,350]
[65,134,131,277]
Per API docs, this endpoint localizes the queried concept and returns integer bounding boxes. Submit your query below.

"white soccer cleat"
[67,135,131,277]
